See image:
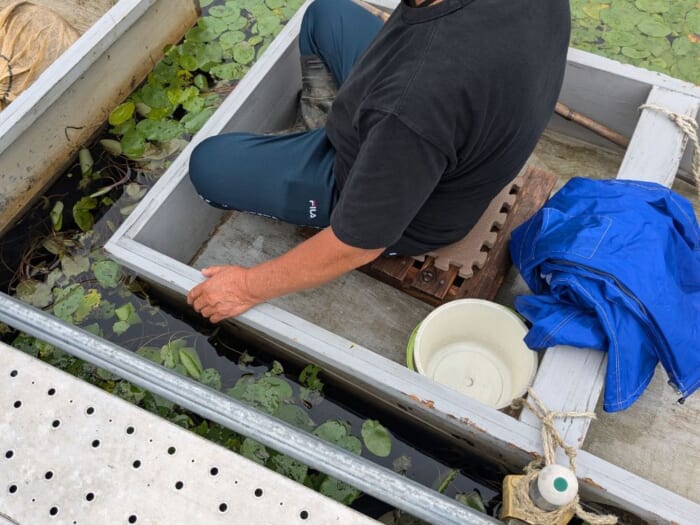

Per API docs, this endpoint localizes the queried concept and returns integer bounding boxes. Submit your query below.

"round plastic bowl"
[410,299,537,409]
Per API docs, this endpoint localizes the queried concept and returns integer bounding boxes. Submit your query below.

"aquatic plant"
[571,0,700,84]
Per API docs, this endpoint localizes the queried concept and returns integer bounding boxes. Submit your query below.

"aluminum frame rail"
[0,292,500,525]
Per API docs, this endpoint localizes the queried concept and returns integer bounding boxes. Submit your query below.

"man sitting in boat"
[187,0,570,323]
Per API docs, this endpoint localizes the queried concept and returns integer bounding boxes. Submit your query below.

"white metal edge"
[576,449,700,525]
[0,0,157,149]
[108,0,314,244]
[565,48,700,101]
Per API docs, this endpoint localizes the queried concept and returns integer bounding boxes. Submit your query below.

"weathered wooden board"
[617,86,700,187]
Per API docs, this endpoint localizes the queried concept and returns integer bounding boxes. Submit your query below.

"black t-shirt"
[326,0,571,255]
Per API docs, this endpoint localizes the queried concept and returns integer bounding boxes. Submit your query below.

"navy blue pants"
[189,0,384,227]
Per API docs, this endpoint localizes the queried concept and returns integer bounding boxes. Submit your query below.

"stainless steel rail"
[0,292,501,525]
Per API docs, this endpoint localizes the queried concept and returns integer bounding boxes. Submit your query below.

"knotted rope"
[509,389,618,525]
[639,104,700,198]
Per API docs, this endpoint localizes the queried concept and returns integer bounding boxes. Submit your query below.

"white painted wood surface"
[520,346,607,448]
[584,365,700,504]
[617,86,700,187]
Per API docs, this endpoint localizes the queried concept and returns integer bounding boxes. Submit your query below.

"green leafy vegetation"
[571,0,700,84]
[104,0,305,164]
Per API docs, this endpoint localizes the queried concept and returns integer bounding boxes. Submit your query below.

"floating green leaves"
[637,19,671,37]
[50,201,64,231]
[209,4,239,18]
[103,0,296,174]
[299,364,324,391]
[180,347,203,380]
[635,0,669,14]
[456,491,487,513]
[571,0,700,84]
[113,302,142,335]
[256,15,280,37]
[270,454,308,483]
[16,280,53,308]
[100,139,122,156]
[361,419,392,457]
[120,129,147,159]
[232,41,255,64]
[109,102,135,126]
[241,438,270,465]
[241,376,293,413]
[209,62,244,80]
[61,254,90,278]
[79,148,94,177]
[181,108,215,134]
[275,404,315,431]
[136,119,184,142]
[137,345,162,363]
[313,421,362,455]
[200,368,222,390]
[53,284,85,321]
[73,197,97,232]
[93,260,122,288]
[319,476,362,506]
[688,9,700,33]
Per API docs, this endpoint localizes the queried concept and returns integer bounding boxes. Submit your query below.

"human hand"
[187,265,258,323]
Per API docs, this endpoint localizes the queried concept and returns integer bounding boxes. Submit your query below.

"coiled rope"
[510,389,618,525]
[639,104,700,198]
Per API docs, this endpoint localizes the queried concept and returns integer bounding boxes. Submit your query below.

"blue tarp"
[510,178,700,411]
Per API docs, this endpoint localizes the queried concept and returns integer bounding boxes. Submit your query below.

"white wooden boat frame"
[91,1,698,523]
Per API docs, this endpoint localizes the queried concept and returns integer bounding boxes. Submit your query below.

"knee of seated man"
[188,137,221,202]
[306,0,336,21]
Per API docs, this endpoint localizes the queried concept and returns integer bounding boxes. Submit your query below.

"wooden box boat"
[95,1,699,522]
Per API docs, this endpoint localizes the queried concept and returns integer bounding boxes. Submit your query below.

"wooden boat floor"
[194,211,432,365]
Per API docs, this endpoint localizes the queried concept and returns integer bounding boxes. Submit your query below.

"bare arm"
[187,226,385,323]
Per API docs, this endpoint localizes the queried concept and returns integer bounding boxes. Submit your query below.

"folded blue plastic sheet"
[510,178,700,412]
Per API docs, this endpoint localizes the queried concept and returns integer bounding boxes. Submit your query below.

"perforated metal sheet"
[0,343,376,525]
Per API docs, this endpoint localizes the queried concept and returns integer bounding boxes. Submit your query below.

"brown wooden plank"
[406,257,460,300]
[360,256,414,287]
